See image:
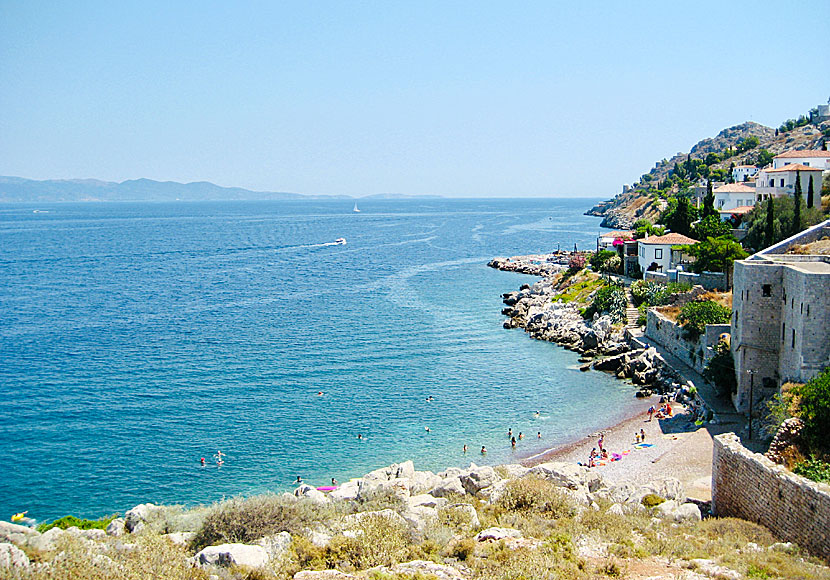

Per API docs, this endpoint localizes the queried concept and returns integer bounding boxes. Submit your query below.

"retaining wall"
[644,309,729,375]
[712,433,830,561]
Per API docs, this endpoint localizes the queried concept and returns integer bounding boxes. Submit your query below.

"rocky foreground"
[2,457,826,579]
[0,458,790,580]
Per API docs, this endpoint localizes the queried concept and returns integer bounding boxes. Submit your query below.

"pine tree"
[765,197,775,248]
[807,174,815,209]
[792,170,802,237]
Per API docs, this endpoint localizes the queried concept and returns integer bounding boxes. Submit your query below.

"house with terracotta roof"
[732,164,759,183]
[713,183,757,212]
[772,149,830,171]
[756,164,824,200]
[637,232,698,274]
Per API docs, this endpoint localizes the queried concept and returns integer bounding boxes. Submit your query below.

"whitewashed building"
[596,230,634,251]
[756,164,824,200]
[714,183,757,212]
[637,232,698,274]
[772,150,830,171]
[732,165,759,183]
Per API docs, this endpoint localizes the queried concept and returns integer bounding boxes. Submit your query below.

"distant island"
[0,176,443,203]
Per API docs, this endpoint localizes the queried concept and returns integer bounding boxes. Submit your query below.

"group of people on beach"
[647,401,673,421]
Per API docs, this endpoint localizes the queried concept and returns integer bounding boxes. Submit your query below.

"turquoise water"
[0,198,637,521]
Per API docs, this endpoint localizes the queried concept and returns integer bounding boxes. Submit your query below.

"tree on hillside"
[693,215,732,240]
[756,149,774,167]
[687,236,748,288]
[792,170,803,237]
[765,196,775,248]
[742,196,824,252]
[659,197,696,237]
[807,174,815,209]
[701,180,718,219]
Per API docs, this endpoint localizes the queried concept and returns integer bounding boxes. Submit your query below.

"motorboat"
[334,238,347,245]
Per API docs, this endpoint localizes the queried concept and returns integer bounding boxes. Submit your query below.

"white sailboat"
[353,202,360,213]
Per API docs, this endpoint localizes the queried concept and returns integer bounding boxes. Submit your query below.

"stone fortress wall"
[712,433,830,561]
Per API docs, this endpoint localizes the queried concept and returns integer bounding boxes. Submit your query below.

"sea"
[0,198,640,522]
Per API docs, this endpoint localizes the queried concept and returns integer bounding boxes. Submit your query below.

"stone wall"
[645,309,728,375]
[712,433,830,561]
[677,270,726,291]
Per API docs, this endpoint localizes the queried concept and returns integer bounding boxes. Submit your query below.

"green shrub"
[496,476,574,519]
[640,494,666,508]
[191,494,344,551]
[793,458,830,484]
[703,340,737,396]
[677,300,731,339]
[589,250,617,272]
[37,514,118,533]
[791,367,830,454]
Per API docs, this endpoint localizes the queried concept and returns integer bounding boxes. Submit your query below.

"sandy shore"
[521,395,723,501]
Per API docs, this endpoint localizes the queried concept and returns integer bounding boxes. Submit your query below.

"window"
[808,305,810,316]
[792,329,796,348]
[654,248,663,259]
[782,322,786,342]
[763,284,772,297]
[780,178,785,187]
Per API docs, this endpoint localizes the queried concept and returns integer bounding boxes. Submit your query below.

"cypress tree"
[792,170,802,236]
[807,174,815,209]
[702,179,717,219]
[765,197,775,248]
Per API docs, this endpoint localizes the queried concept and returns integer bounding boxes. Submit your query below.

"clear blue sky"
[1,1,828,197]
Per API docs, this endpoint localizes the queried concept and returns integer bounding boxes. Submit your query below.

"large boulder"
[254,531,292,560]
[164,532,195,546]
[0,543,29,570]
[27,527,65,552]
[430,477,466,498]
[106,518,127,537]
[528,462,604,492]
[460,465,502,496]
[409,470,442,494]
[408,494,446,509]
[124,503,162,533]
[402,506,438,534]
[0,521,37,548]
[192,543,270,569]
[328,480,360,501]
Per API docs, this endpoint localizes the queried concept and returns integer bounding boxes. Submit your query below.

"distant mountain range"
[0,176,442,203]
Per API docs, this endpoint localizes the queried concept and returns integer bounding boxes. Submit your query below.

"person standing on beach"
[640,428,646,442]
[647,406,655,421]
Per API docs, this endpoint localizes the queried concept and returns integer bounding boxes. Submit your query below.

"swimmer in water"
[511,436,516,447]
[295,476,303,484]
[463,444,468,453]
[534,411,540,418]
[481,446,487,454]
[519,432,524,440]
[200,457,205,466]
[317,391,323,396]
[537,431,541,439]
[508,428,513,438]
[425,426,431,433]
[357,434,363,440]
[331,478,338,486]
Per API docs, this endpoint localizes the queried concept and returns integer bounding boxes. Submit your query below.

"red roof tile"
[764,163,824,173]
[774,150,830,159]
[639,233,698,245]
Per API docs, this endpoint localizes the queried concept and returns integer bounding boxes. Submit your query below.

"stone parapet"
[712,433,830,561]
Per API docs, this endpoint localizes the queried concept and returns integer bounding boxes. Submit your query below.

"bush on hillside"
[791,367,830,455]
[589,250,617,272]
[677,300,731,340]
[703,340,737,396]
[37,514,118,533]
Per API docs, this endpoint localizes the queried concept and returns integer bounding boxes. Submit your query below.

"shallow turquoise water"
[0,198,637,521]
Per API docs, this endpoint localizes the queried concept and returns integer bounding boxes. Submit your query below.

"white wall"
[638,242,672,273]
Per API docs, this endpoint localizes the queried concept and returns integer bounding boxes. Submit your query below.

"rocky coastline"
[489,256,695,403]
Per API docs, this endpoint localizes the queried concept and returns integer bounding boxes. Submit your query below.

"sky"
[1,1,828,198]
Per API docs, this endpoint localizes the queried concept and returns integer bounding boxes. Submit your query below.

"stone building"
[731,220,830,413]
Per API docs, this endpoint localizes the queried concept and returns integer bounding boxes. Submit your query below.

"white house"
[713,183,757,211]
[596,230,634,251]
[637,232,698,274]
[756,164,824,200]
[772,150,830,171]
[732,165,759,183]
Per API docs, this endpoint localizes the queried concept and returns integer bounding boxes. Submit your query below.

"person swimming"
[463,444,468,453]
[357,433,363,439]
[295,476,303,484]
[481,446,487,454]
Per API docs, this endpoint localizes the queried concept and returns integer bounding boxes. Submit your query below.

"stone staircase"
[624,288,640,330]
